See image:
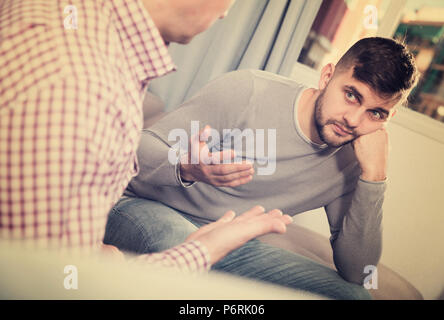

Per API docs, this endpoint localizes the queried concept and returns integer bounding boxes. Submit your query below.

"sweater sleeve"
[127,70,255,194]
[325,177,386,284]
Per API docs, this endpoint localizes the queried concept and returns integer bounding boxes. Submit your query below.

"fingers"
[201,161,254,187]
[185,210,236,242]
[200,170,253,187]
[235,205,266,221]
[202,210,236,230]
[270,220,287,234]
[210,161,253,175]
[210,149,236,164]
[256,209,293,234]
[235,206,292,233]
[100,244,125,262]
[270,214,293,233]
[189,206,292,265]
[191,125,243,167]
[227,175,253,187]
[199,125,212,141]
[189,127,209,164]
[219,210,236,222]
[189,125,256,188]
[211,168,254,185]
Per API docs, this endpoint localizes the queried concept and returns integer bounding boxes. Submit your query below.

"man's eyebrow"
[344,85,364,103]
[344,85,393,116]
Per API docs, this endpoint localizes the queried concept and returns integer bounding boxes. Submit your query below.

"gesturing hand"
[100,243,125,262]
[352,128,389,182]
[186,205,293,265]
[180,125,254,187]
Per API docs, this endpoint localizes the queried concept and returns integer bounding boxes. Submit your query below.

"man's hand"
[180,125,254,187]
[186,205,293,264]
[100,243,125,262]
[352,128,389,182]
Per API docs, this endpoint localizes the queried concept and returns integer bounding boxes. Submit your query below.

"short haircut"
[335,37,419,101]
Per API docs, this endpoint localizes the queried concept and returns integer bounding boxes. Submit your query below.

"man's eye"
[369,110,382,120]
[345,91,357,102]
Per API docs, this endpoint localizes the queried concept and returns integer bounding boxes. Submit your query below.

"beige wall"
[382,116,444,299]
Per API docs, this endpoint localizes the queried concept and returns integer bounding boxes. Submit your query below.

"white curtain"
[148,0,322,111]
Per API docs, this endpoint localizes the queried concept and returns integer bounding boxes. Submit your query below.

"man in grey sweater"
[104,37,419,299]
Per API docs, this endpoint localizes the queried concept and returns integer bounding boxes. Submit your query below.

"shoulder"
[0,1,63,108]
[188,70,257,105]
[214,69,302,87]
[0,0,116,109]
[205,69,256,89]
[198,69,303,102]
[247,69,303,86]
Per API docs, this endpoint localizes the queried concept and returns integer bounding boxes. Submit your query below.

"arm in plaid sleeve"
[133,240,211,273]
[0,0,175,248]
[0,76,117,247]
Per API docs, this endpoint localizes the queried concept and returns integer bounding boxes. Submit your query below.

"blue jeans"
[103,196,371,300]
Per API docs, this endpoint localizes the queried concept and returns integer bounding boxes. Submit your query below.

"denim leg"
[103,196,198,254]
[104,197,370,300]
[212,239,371,300]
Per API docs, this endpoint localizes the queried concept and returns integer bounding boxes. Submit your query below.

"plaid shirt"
[0,0,210,272]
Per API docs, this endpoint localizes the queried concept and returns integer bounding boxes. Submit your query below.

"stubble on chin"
[314,93,356,148]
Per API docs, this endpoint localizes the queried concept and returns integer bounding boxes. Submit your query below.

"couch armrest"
[258,223,423,300]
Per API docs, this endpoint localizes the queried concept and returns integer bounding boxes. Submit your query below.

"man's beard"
[314,90,357,148]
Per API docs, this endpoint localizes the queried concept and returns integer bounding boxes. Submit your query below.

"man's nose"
[343,107,366,128]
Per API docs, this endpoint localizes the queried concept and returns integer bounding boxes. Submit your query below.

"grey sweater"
[126,70,385,284]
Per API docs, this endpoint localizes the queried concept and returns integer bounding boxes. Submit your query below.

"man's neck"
[297,88,324,145]
[140,0,169,43]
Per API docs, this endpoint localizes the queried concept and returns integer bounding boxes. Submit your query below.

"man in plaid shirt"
[0,0,293,272]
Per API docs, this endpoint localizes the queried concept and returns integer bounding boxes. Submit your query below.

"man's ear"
[319,63,335,90]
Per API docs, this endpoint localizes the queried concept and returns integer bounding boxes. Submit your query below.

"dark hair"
[336,37,419,100]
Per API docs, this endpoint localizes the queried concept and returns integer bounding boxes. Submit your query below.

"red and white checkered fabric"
[0,0,209,272]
